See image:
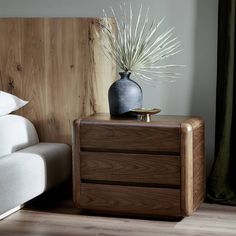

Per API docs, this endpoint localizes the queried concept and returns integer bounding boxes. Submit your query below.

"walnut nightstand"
[73,113,205,218]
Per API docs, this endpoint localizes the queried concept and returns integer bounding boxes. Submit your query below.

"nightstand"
[73,113,205,218]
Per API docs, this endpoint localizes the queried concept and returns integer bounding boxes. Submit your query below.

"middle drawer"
[80,152,180,186]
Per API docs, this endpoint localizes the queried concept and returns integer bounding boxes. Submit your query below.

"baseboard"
[0,205,24,220]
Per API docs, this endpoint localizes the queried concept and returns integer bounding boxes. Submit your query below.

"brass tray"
[130,108,161,122]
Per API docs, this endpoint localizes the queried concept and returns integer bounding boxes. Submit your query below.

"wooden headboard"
[0,18,116,144]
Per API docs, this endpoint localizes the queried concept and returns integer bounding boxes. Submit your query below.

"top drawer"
[80,122,180,154]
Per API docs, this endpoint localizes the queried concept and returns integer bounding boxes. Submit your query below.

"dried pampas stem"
[98,4,183,83]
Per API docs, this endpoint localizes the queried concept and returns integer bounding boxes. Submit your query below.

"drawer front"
[81,152,180,186]
[80,123,180,154]
[80,183,181,216]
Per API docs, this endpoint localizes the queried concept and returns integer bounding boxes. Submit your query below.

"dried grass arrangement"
[98,4,182,83]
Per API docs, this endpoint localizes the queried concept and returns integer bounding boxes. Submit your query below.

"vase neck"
[119,72,131,79]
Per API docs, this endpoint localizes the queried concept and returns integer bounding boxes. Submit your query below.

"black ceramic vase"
[108,72,143,116]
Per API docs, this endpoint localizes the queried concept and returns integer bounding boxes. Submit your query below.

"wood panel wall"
[0,18,116,144]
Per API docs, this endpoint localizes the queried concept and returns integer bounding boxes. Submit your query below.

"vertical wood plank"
[20,19,47,140]
[0,18,116,144]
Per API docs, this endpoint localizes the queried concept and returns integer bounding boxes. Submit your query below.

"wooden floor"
[0,196,236,236]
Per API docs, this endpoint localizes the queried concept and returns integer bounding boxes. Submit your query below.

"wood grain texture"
[82,113,190,125]
[1,202,236,236]
[73,114,205,218]
[180,122,194,216]
[80,122,181,154]
[80,183,181,217]
[0,18,116,144]
[80,151,181,186]
[180,118,205,215]
[72,119,81,207]
[192,119,205,210]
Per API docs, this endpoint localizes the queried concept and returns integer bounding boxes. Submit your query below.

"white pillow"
[0,91,28,116]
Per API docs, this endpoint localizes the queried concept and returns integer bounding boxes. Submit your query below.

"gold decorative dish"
[130,108,161,122]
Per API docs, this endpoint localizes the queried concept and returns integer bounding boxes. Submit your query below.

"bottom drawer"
[80,183,181,217]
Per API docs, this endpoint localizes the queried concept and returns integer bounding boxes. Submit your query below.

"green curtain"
[208,0,236,205]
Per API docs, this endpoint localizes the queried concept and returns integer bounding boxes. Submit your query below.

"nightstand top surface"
[79,113,203,128]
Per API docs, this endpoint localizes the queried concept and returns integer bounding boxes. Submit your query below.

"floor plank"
[0,199,236,236]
